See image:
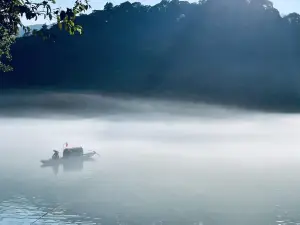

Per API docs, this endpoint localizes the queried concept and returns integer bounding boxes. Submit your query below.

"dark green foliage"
[0,27,15,72]
[2,0,300,110]
[0,0,91,71]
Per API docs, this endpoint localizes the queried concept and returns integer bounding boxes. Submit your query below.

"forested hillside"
[2,0,300,110]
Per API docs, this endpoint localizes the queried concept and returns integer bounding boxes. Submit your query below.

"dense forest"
[2,0,300,111]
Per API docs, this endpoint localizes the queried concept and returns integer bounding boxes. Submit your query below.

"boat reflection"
[40,157,96,175]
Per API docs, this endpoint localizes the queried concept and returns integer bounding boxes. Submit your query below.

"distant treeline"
[2,0,300,111]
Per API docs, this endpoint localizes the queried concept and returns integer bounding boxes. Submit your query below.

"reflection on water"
[60,158,97,174]
[41,158,97,175]
[2,94,300,224]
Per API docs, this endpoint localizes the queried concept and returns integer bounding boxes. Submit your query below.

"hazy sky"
[272,0,300,15]
[22,0,300,25]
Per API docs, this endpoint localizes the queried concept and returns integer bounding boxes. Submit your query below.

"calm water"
[1,93,300,225]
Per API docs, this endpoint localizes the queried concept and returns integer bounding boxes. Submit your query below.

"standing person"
[52,150,59,160]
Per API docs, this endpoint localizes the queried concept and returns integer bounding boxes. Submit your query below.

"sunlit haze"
[3,0,300,223]
[22,0,300,25]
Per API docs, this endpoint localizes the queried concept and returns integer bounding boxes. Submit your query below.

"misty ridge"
[2,0,300,112]
[0,91,258,120]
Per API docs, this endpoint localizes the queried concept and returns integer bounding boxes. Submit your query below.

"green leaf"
[76,26,82,34]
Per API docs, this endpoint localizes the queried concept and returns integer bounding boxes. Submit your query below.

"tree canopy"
[2,0,300,111]
[0,0,91,72]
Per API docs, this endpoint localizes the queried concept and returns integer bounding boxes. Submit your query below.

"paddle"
[92,151,100,157]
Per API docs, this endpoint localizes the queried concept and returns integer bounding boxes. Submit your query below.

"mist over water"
[1,92,300,225]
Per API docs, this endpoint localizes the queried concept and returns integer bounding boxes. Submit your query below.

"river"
[0,92,299,225]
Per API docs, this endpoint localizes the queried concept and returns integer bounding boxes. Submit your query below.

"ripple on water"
[0,195,99,225]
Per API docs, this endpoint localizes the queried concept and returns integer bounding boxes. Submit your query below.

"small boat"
[41,145,99,166]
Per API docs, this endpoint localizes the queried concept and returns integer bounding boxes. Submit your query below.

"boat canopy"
[63,147,83,158]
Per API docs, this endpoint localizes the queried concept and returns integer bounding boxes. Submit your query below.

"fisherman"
[52,150,59,160]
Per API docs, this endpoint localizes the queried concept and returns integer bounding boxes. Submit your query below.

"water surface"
[0,93,300,225]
